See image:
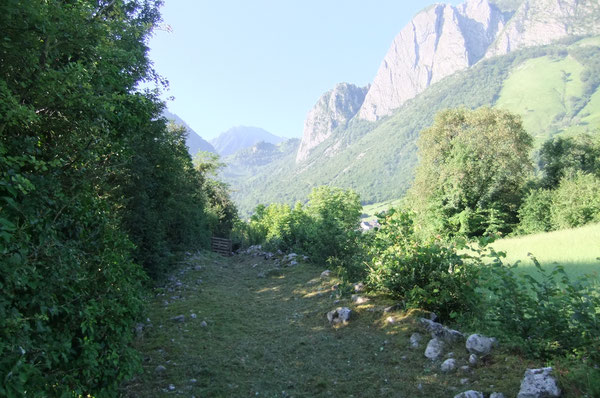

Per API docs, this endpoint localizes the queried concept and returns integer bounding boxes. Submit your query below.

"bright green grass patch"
[362,199,403,220]
[121,251,540,397]
[496,55,585,141]
[490,223,600,280]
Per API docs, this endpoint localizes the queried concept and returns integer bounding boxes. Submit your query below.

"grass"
[489,223,600,280]
[121,251,540,397]
[362,199,404,220]
[495,55,586,142]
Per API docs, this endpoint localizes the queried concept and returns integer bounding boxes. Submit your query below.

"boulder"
[424,338,444,360]
[466,334,497,356]
[155,365,167,374]
[327,307,352,325]
[517,367,561,398]
[320,270,332,278]
[453,390,484,398]
[441,358,457,373]
[490,393,505,398]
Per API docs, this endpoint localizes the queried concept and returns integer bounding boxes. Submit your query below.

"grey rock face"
[296,83,368,162]
[327,307,352,325]
[517,367,561,398]
[466,334,497,355]
[441,358,457,372]
[358,0,505,121]
[424,337,445,360]
[453,390,484,398]
[486,0,600,58]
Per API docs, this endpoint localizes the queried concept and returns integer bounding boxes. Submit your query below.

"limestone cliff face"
[296,83,368,163]
[358,0,506,121]
[485,0,600,57]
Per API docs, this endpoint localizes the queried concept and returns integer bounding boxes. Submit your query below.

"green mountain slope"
[228,37,600,215]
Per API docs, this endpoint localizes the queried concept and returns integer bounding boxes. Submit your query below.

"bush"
[466,248,600,362]
[516,188,553,234]
[367,209,480,320]
[550,171,600,229]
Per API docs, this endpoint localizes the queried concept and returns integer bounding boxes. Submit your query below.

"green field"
[489,223,600,280]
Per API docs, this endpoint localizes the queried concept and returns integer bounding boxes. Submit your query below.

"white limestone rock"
[327,307,352,325]
[424,337,445,360]
[358,0,506,121]
[466,334,497,355]
[453,390,484,398]
[441,358,457,372]
[296,83,368,162]
[517,367,561,398]
[486,0,600,58]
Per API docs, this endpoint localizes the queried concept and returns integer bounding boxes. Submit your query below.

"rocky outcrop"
[358,0,506,121]
[296,83,368,163]
[486,0,600,58]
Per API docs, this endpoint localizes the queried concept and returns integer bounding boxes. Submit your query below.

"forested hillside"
[228,37,600,215]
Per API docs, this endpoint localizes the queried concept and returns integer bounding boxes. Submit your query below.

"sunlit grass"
[490,223,600,280]
[120,251,535,397]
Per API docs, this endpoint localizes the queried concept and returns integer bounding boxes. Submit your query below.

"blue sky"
[147,0,463,140]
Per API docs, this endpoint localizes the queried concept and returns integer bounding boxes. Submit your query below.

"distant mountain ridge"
[221,0,600,215]
[210,126,285,157]
[162,110,216,156]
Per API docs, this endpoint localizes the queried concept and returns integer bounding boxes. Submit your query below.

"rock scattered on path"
[424,337,444,360]
[351,294,369,304]
[466,334,497,356]
[409,333,422,348]
[453,390,484,398]
[420,318,463,342]
[170,315,185,323]
[517,367,561,398]
[441,358,457,373]
[327,307,352,325]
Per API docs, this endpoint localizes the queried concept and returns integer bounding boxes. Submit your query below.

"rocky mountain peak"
[485,0,600,58]
[296,82,368,163]
[357,0,505,121]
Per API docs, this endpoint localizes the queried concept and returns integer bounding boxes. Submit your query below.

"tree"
[538,132,600,188]
[408,107,533,238]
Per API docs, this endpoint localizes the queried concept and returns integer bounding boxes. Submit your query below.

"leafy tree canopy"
[409,107,533,238]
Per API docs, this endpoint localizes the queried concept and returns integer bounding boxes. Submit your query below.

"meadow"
[489,223,600,280]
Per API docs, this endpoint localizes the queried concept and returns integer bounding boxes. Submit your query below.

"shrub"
[467,249,600,362]
[516,188,553,234]
[367,209,480,320]
[550,171,600,229]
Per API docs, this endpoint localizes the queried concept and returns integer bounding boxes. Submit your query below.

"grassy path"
[122,251,527,397]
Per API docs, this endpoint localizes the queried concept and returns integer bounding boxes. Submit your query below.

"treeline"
[239,107,600,394]
[0,1,233,396]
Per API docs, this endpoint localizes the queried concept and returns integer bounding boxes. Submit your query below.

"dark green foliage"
[0,0,224,395]
[469,251,600,362]
[550,171,600,229]
[539,133,600,188]
[366,209,480,320]
[409,107,533,239]
[244,186,362,267]
[516,189,554,234]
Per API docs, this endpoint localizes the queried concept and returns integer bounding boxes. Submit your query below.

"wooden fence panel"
[211,237,232,256]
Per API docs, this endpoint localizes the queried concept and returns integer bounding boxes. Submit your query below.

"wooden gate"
[211,237,232,256]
